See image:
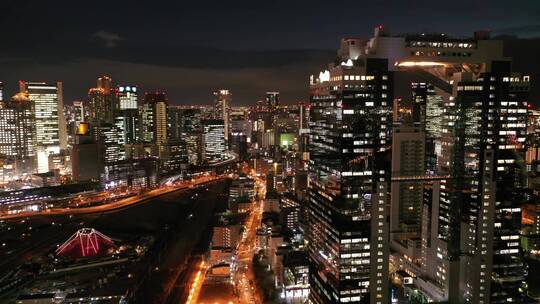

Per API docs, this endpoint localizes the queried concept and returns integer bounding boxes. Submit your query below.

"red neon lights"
[56,228,115,258]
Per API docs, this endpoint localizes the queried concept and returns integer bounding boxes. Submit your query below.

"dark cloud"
[92,31,123,48]
[0,0,539,104]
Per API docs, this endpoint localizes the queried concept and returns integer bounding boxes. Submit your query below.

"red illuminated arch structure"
[56,228,115,258]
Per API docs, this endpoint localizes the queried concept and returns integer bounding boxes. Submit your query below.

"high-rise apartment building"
[307,41,392,303]
[19,81,66,173]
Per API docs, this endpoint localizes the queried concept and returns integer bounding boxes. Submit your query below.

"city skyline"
[2,3,540,304]
[0,1,539,104]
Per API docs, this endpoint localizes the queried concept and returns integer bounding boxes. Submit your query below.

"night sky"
[1,0,540,105]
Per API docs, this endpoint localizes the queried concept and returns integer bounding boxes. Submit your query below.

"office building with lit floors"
[214,89,231,142]
[332,26,535,303]
[88,76,116,126]
[446,67,530,304]
[202,119,226,164]
[0,93,36,176]
[306,42,392,303]
[19,81,67,173]
[141,91,168,145]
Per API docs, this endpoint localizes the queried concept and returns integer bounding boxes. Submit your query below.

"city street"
[0,175,219,220]
[234,199,264,304]
[193,172,265,304]
[235,173,266,304]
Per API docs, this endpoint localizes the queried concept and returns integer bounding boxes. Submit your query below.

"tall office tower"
[167,106,183,141]
[448,68,529,304]
[72,101,85,124]
[0,93,36,171]
[266,91,279,111]
[307,43,392,303]
[19,81,66,173]
[230,106,249,121]
[141,91,168,145]
[65,101,86,145]
[161,140,188,173]
[88,87,108,125]
[230,132,248,160]
[167,106,188,140]
[230,106,252,144]
[71,122,100,182]
[347,27,531,303]
[266,91,280,131]
[167,106,203,166]
[202,119,226,164]
[0,82,3,101]
[97,75,112,92]
[298,102,310,171]
[185,133,202,166]
[94,123,126,165]
[115,109,139,145]
[213,89,231,141]
[182,108,203,134]
[117,85,138,110]
[88,76,117,126]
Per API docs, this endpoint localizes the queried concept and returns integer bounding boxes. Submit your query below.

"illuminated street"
[0,175,219,220]
[234,200,263,304]
[192,172,265,304]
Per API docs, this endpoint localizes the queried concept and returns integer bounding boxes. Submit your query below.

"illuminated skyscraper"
[72,101,85,124]
[307,42,392,304]
[88,76,116,126]
[266,91,279,111]
[94,123,125,165]
[213,89,231,141]
[0,93,36,172]
[141,91,168,145]
[97,75,112,92]
[444,69,529,303]
[266,91,280,131]
[0,82,3,101]
[115,109,139,145]
[347,27,531,303]
[19,81,66,173]
[202,119,226,164]
[117,85,138,110]
[168,107,203,166]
